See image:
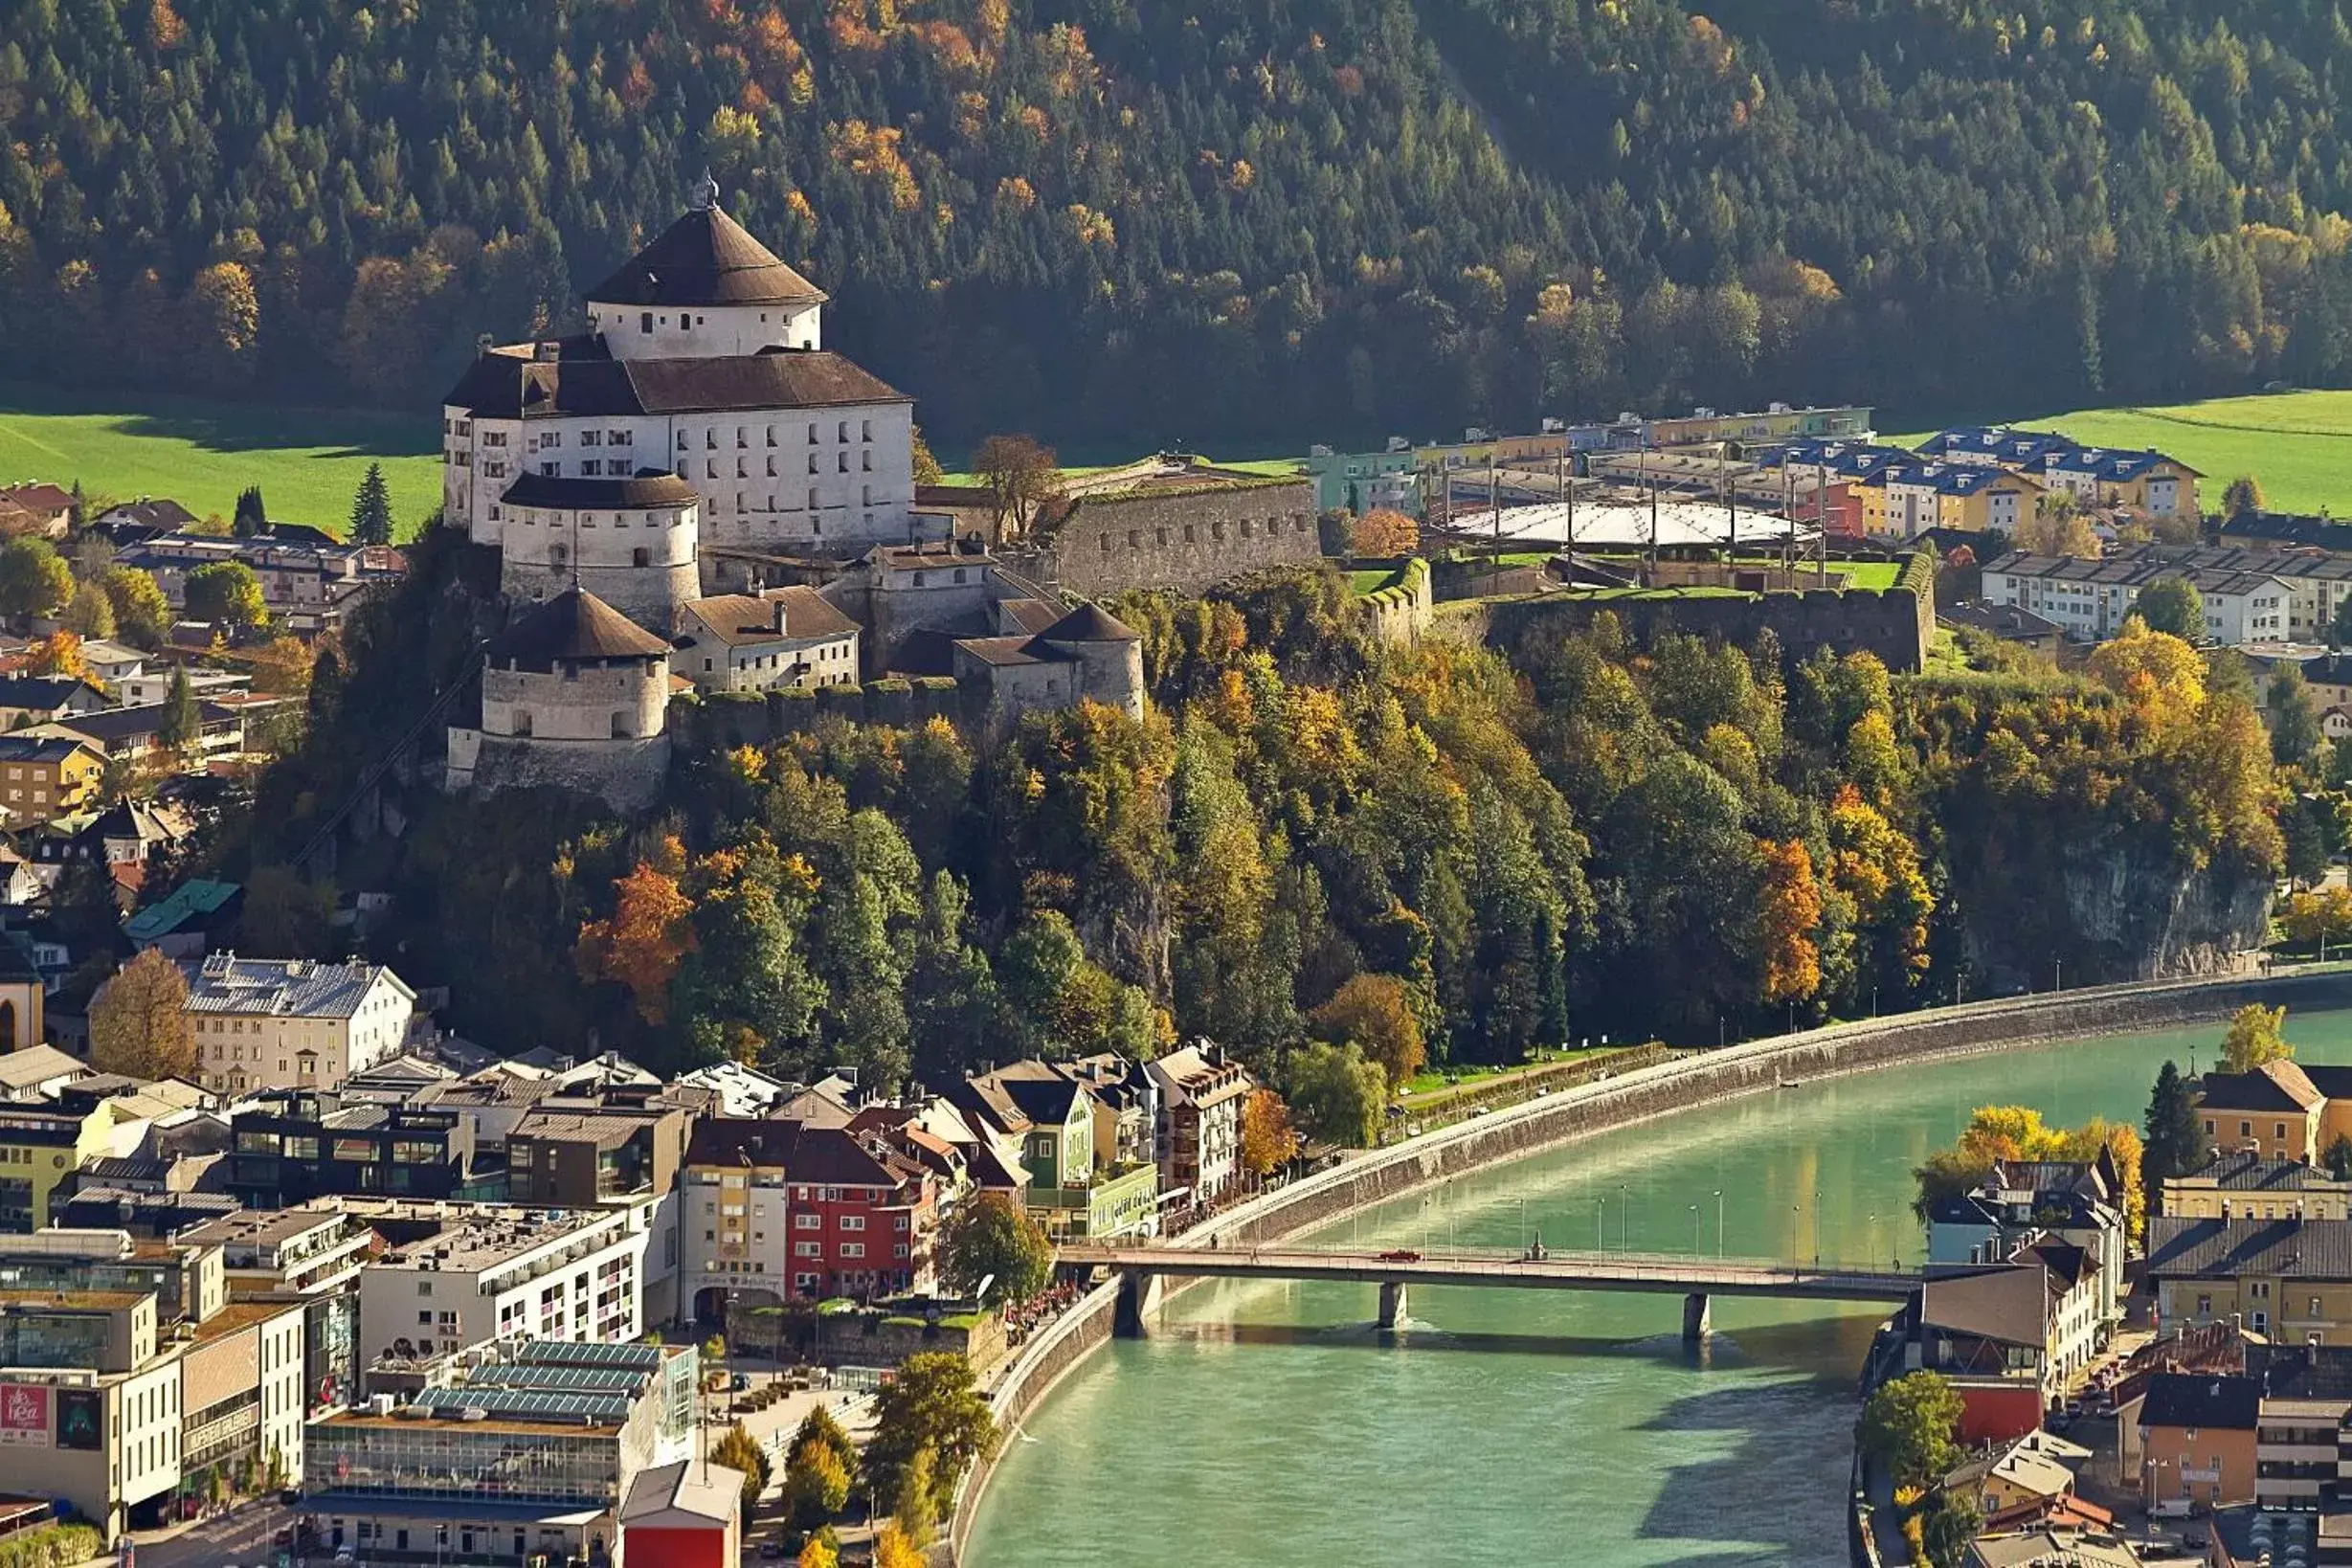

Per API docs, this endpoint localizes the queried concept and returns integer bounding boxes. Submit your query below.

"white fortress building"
[439,174,918,616]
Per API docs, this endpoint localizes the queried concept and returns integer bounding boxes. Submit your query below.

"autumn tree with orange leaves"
[575,840,696,1023]
[1755,839,1823,1006]
[1239,1087,1301,1179]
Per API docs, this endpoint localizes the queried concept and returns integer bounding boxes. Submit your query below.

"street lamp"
[1619,1183,1629,1251]
[1596,1198,1604,1252]
[1691,1203,1701,1257]
[1714,1190,1724,1260]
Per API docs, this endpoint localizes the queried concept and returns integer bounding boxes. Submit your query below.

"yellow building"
[1938,470,2042,533]
[2040,449,2202,517]
[2162,1151,2352,1221]
[0,1099,117,1230]
[2148,1214,2352,1343]
[2196,1060,2325,1164]
[0,734,103,826]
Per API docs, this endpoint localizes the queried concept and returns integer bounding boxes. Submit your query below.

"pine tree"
[348,462,392,545]
[233,485,267,538]
[2142,1059,2208,1203]
[159,666,199,758]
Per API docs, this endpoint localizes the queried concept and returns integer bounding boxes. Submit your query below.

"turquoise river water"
[965,1012,2352,1567]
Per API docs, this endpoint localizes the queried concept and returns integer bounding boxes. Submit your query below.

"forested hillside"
[208,540,2290,1099]
[7,0,2352,443]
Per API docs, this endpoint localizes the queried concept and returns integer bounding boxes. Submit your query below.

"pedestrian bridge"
[1057,1243,1921,1340]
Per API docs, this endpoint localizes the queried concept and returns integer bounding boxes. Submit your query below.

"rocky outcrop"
[1951,832,2273,990]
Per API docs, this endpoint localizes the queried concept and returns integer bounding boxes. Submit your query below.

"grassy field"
[1893,390,2352,517]
[0,386,440,539]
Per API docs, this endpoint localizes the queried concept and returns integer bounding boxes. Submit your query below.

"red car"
[1378,1248,1422,1264]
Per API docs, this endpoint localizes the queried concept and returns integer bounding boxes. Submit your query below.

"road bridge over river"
[1057,1243,1921,1340]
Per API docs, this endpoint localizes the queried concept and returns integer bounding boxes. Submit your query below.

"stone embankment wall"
[948,965,2352,1563]
[1049,478,1323,596]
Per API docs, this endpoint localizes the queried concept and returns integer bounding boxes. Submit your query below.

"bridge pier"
[1682,1292,1712,1342]
[1114,1270,1164,1338]
[1378,1280,1409,1333]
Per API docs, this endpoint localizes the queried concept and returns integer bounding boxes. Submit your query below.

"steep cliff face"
[1949,830,2272,989]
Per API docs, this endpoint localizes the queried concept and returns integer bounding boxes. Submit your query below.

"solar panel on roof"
[470,1364,646,1393]
[515,1340,662,1369]
[413,1386,634,1422]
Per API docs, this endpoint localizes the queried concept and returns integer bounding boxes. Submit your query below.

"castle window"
[862,484,872,505]
[580,431,600,447]
[808,423,818,443]
[912,572,926,587]
[581,460,600,476]
[838,421,849,442]
[862,419,873,440]
[706,460,718,480]
[549,545,568,569]
[1101,537,1113,555]
[768,458,777,478]
[611,712,630,738]
[706,431,718,449]
[737,429,748,448]
[953,569,967,584]
[809,455,819,476]
[1213,522,1226,541]
[612,430,631,445]
[737,459,748,479]
[1129,529,1140,549]
[514,710,532,736]
[862,452,871,472]
[1184,525,1196,542]
[541,462,559,477]
[632,549,650,568]
[641,312,654,334]
[808,488,818,510]
[1156,528,1168,545]
[678,433,689,451]
[767,427,778,446]
[838,454,848,473]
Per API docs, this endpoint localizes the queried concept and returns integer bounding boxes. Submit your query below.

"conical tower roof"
[1041,603,1140,642]
[491,589,672,672]
[589,190,827,309]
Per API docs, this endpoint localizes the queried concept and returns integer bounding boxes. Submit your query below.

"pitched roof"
[497,471,701,509]
[123,878,242,945]
[1938,601,2064,641]
[183,954,414,1019]
[2174,1149,2352,1194]
[0,484,73,515]
[2197,1060,2325,1112]
[488,589,671,670]
[1918,1264,2049,1347]
[588,201,828,309]
[2139,1371,2259,1431]
[2146,1215,2352,1280]
[0,1045,89,1092]
[1041,603,1141,643]
[0,734,99,766]
[0,676,104,710]
[441,343,904,420]
[683,590,857,648]
[101,499,197,531]
[952,635,1058,668]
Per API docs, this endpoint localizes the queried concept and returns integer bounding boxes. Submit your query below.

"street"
[125,1499,294,1568]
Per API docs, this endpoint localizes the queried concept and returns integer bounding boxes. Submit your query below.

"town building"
[0,1099,123,1229]
[182,954,415,1095]
[0,676,109,728]
[122,877,243,959]
[1937,601,2065,655]
[1148,1043,1252,1209]
[2194,1060,2331,1164]
[2162,1150,2352,1221]
[0,483,75,536]
[1914,427,2081,472]
[1924,1156,2128,1322]
[0,734,103,826]
[952,1063,1160,1242]
[348,1201,649,1365]
[616,1457,743,1568]
[92,498,196,535]
[670,589,860,692]
[2136,1371,2259,1511]
[1946,1431,2085,1526]
[226,1091,481,1207]
[1876,462,2040,539]
[681,1117,938,1316]
[505,1104,690,1209]
[175,1207,376,1298]
[32,699,247,773]
[302,1338,697,1568]
[2146,1215,2352,1343]
[2038,447,2201,516]
[444,588,675,811]
[1981,550,2292,643]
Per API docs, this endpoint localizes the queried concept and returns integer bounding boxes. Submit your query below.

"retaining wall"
[948,964,2352,1562]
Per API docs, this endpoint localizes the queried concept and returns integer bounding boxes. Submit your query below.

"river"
[965,1011,2352,1567]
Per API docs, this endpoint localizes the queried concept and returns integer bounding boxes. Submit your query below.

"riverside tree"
[937,1191,1053,1307]
[1860,1372,1963,1490]
[2222,1003,2293,1073]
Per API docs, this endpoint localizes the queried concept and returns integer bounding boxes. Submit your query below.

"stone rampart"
[1049,479,1323,596]
[947,963,2352,1562]
[1358,558,1434,645]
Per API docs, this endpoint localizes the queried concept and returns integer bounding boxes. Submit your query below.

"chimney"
[534,341,560,363]
[773,598,791,635]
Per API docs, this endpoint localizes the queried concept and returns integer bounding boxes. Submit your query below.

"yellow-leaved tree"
[2222,1002,2293,1073]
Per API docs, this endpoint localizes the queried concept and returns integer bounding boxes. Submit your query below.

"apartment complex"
[348,1201,648,1366]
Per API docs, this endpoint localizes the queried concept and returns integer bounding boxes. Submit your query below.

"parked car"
[1378,1249,1422,1264]
[730,1372,751,1392]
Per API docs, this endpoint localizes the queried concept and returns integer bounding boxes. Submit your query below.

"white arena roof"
[1453,500,1821,551]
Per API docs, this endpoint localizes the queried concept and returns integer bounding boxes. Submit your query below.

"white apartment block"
[350,1203,646,1368]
